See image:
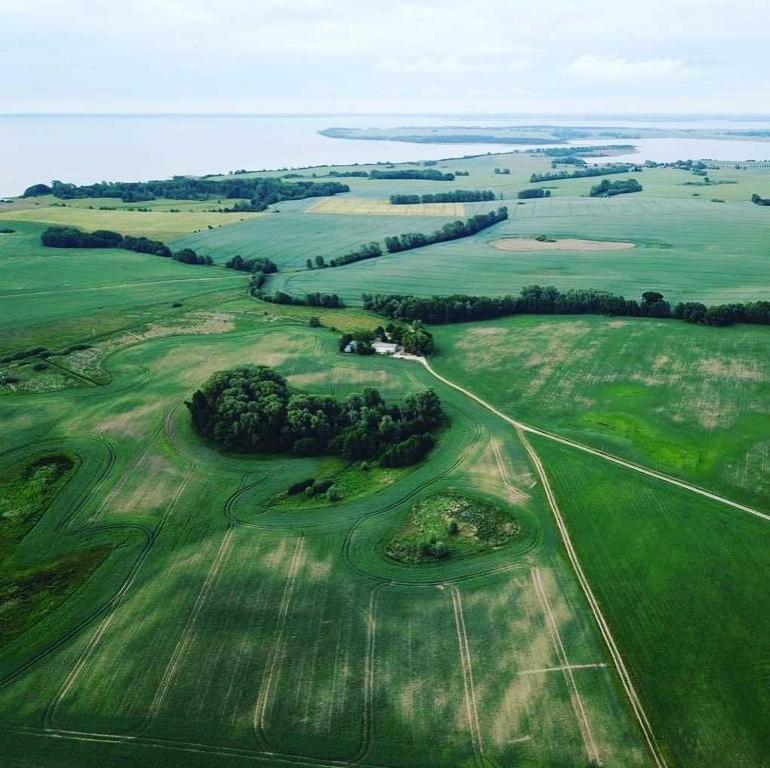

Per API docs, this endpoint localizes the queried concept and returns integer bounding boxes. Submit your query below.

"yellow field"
[306,196,466,217]
[0,205,263,240]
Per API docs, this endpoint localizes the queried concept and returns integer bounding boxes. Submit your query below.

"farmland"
[0,317,651,768]
[2,144,769,768]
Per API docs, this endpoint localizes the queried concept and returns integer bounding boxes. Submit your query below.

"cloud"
[568,54,688,83]
[375,56,530,74]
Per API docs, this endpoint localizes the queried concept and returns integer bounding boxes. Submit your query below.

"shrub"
[288,478,315,495]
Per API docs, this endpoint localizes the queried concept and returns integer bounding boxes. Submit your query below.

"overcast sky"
[3,0,768,115]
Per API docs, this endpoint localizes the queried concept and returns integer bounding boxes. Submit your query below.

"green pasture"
[0,203,261,240]
[172,203,463,269]
[533,437,770,768]
[431,314,770,510]
[0,221,246,353]
[270,195,770,305]
[0,318,649,767]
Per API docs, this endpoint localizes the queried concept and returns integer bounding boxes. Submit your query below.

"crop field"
[0,204,262,240]
[271,195,770,305]
[0,221,246,354]
[3,145,770,768]
[431,315,770,510]
[531,437,770,768]
[0,317,654,768]
[306,196,467,217]
[172,206,464,269]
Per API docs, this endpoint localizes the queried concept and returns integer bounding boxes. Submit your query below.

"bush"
[288,478,315,495]
[311,479,334,495]
[32,362,48,371]
[308,316,321,328]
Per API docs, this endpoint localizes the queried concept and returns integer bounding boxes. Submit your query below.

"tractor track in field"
[44,465,195,730]
[0,721,381,768]
[0,436,156,689]
[531,567,599,765]
[412,356,673,767]
[253,535,307,746]
[417,357,769,524]
[138,526,237,733]
[449,584,484,765]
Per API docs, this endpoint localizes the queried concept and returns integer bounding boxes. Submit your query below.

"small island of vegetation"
[186,365,445,465]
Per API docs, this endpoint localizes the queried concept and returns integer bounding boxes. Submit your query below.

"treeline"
[533,145,636,158]
[186,365,444,465]
[384,207,508,253]
[370,169,455,181]
[328,242,382,268]
[589,178,643,197]
[24,177,350,210]
[518,188,551,199]
[389,190,495,204]
[530,164,641,183]
[362,287,770,329]
[751,193,770,206]
[261,290,343,308]
[224,254,277,274]
[40,226,212,265]
[327,171,369,178]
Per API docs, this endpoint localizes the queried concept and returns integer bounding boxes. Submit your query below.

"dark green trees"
[185,366,444,464]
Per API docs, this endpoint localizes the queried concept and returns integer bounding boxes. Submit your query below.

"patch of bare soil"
[489,237,636,252]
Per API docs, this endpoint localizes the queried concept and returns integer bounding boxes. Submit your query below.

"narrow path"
[416,356,769,524]
[531,567,599,765]
[405,355,670,767]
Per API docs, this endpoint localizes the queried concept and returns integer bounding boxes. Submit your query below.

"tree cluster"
[185,366,444,465]
[384,207,508,253]
[389,190,495,204]
[224,254,277,274]
[24,177,349,210]
[517,188,551,199]
[261,290,343,307]
[530,164,640,183]
[328,242,382,267]
[370,169,455,181]
[40,227,212,264]
[589,178,643,197]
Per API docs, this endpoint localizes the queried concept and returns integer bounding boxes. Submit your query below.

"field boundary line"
[417,357,768,523]
[531,567,599,765]
[143,526,236,727]
[410,356,668,767]
[449,584,484,763]
[253,535,306,740]
[44,466,194,730]
[518,662,607,676]
[519,431,667,768]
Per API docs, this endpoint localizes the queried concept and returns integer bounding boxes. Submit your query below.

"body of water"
[2,114,770,198]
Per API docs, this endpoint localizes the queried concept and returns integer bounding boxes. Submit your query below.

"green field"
[0,221,246,354]
[270,195,770,305]
[0,318,651,768]
[430,315,770,510]
[3,145,770,767]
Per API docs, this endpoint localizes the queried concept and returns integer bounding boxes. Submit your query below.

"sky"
[2,0,769,115]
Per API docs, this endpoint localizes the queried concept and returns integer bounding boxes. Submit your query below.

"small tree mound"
[186,365,444,465]
[386,493,520,564]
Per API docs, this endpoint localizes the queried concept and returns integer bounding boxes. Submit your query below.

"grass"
[270,195,770,305]
[0,204,263,241]
[0,319,649,767]
[2,146,769,767]
[430,314,770,510]
[0,221,245,354]
[533,436,770,768]
[172,200,465,269]
[385,492,520,563]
